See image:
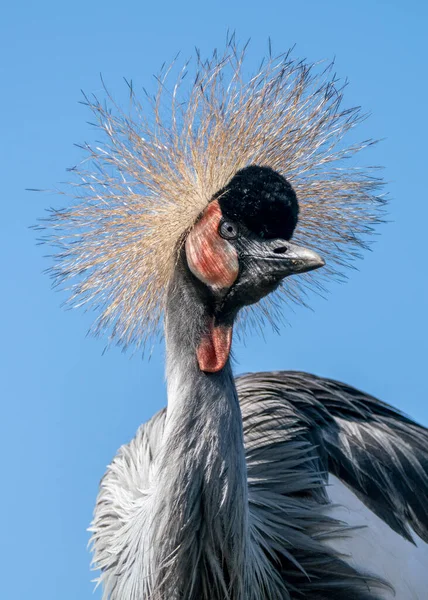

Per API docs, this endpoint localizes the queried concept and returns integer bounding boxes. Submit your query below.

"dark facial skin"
[215,220,325,323]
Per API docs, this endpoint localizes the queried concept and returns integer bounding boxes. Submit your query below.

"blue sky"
[1,1,427,599]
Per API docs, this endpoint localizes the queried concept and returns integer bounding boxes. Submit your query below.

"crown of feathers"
[37,41,385,351]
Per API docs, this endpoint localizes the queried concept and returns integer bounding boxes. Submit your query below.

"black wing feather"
[236,370,428,544]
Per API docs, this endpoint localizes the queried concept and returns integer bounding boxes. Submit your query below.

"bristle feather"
[39,41,385,351]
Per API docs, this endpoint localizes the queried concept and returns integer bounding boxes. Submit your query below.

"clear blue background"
[1,2,427,599]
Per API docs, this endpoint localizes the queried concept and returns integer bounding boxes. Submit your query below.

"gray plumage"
[91,370,428,599]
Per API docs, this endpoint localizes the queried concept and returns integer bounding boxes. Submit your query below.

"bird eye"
[219,220,239,240]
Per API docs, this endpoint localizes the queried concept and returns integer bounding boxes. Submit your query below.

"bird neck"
[152,256,249,599]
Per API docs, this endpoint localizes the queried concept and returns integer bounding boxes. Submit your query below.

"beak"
[239,238,325,277]
[277,241,325,275]
[218,237,326,315]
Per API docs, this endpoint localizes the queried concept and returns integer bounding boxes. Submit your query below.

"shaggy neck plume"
[149,255,250,599]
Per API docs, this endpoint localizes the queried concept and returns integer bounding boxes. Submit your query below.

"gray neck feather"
[149,258,249,599]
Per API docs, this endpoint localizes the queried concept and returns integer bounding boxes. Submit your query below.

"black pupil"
[220,221,237,239]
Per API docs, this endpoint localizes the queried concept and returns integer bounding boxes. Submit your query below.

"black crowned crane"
[40,43,428,599]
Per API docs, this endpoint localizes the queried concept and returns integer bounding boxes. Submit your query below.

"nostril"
[273,246,288,254]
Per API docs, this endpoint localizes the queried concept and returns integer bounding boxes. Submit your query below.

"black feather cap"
[217,166,299,241]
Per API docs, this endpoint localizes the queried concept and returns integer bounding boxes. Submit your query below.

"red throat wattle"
[196,319,233,373]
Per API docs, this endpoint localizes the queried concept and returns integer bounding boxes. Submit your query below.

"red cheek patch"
[197,319,233,373]
[185,200,239,290]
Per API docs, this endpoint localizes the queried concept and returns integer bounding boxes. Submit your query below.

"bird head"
[185,166,324,317]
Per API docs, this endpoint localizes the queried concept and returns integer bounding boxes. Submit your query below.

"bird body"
[92,371,428,599]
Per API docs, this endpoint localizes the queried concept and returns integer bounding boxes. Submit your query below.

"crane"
[41,42,428,599]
